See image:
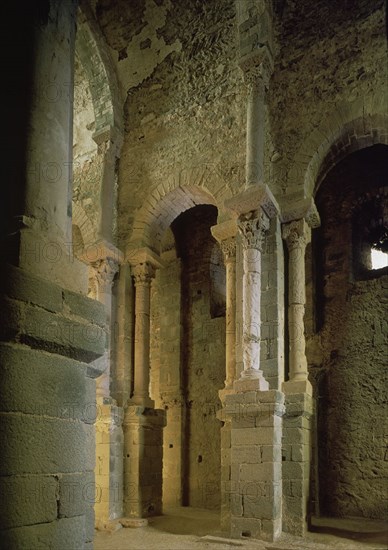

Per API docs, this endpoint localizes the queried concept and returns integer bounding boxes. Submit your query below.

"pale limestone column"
[237,210,270,389]
[282,219,311,390]
[89,256,119,399]
[222,237,237,388]
[211,220,237,389]
[132,262,155,407]
[245,73,266,187]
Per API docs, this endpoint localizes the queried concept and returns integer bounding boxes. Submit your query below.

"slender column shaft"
[237,210,269,384]
[132,262,154,405]
[282,219,311,381]
[246,78,265,188]
[90,257,119,399]
[220,238,237,388]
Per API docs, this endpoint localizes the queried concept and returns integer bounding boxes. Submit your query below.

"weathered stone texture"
[311,145,388,519]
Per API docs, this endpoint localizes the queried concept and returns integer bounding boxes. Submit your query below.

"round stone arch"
[286,95,387,199]
[128,178,232,255]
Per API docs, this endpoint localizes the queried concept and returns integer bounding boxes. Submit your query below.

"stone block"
[0,475,58,529]
[243,494,280,521]
[231,517,262,538]
[292,443,310,462]
[59,471,94,518]
[1,264,63,313]
[283,427,304,444]
[240,462,281,482]
[22,303,106,362]
[0,343,90,421]
[262,444,281,462]
[1,515,86,549]
[0,413,94,475]
[231,445,262,464]
[232,426,282,446]
[63,289,107,327]
[282,461,307,480]
[262,518,282,541]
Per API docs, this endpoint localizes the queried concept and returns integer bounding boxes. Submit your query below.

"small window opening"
[371,247,388,270]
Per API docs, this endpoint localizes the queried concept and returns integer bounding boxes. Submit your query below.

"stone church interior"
[1,0,387,548]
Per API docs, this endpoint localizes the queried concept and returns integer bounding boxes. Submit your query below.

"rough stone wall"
[100,0,246,248]
[269,0,386,197]
[310,145,388,519]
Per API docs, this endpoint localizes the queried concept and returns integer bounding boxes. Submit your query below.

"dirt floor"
[94,507,388,550]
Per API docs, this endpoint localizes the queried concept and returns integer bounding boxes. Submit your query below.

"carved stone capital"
[239,46,274,90]
[238,210,270,251]
[132,262,155,285]
[220,237,237,262]
[90,257,119,293]
[282,219,311,251]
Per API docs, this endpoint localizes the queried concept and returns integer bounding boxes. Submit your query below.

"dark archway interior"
[314,144,388,519]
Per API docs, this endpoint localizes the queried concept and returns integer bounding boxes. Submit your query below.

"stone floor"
[94,507,388,550]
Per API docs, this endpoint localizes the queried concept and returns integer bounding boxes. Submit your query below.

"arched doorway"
[313,144,388,519]
[149,204,226,511]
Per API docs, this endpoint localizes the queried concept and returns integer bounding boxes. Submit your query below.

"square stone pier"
[224,389,285,542]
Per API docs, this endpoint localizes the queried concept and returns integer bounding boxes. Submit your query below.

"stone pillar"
[132,262,155,408]
[224,186,283,544]
[123,248,166,519]
[282,219,311,393]
[0,2,105,547]
[225,390,285,541]
[280,202,320,536]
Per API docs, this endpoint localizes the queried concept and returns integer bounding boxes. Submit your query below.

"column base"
[120,517,148,528]
[129,396,155,408]
[282,379,312,396]
[123,405,166,518]
[233,376,269,392]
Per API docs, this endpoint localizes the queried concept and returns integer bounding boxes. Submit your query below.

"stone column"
[211,220,237,390]
[237,209,270,389]
[280,202,320,536]
[132,262,155,408]
[87,249,125,529]
[123,248,166,520]
[282,219,311,392]
[89,256,120,399]
[211,220,237,530]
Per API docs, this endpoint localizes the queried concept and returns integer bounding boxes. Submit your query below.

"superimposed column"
[245,68,267,187]
[132,262,155,407]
